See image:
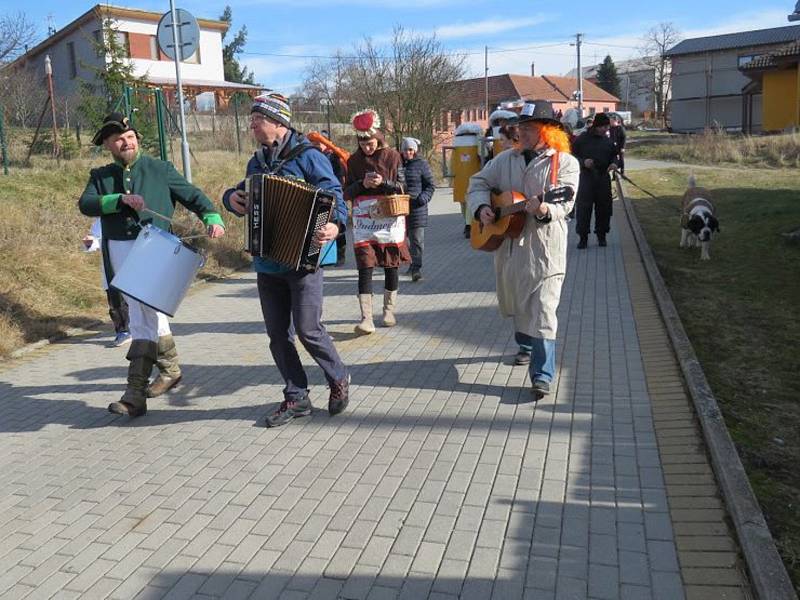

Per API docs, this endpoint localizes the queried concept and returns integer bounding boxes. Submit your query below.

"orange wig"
[538,124,571,154]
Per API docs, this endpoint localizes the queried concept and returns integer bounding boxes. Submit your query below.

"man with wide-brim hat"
[467,100,579,400]
[79,112,225,418]
[571,111,619,249]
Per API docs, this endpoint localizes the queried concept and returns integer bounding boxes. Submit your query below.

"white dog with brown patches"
[680,175,720,260]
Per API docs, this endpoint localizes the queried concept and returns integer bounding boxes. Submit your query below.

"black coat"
[402,157,435,228]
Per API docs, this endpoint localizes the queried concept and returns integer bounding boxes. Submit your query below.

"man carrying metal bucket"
[78,113,225,418]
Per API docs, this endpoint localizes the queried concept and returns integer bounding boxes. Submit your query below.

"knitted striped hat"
[251,92,292,127]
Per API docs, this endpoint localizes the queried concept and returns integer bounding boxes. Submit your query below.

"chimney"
[530,62,535,77]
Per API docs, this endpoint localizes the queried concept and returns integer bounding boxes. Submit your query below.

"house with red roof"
[436,73,619,146]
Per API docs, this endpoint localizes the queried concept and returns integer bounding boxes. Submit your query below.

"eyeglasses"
[249,115,268,124]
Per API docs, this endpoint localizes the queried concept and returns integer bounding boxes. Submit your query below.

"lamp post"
[44,55,60,163]
[168,0,192,182]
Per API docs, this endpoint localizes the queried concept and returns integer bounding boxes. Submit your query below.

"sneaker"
[111,331,132,347]
[577,236,588,249]
[514,351,531,365]
[265,395,312,428]
[411,270,422,282]
[328,374,350,416]
[531,379,551,399]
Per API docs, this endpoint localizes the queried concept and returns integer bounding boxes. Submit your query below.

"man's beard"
[114,148,137,165]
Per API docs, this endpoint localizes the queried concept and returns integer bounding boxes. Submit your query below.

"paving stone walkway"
[0,188,750,599]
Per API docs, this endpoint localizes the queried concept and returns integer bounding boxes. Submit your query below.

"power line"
[240,40,577,61]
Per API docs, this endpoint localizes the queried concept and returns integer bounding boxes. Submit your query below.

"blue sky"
[11,0,799,92]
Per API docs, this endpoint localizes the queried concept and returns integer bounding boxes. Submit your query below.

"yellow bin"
[451,132,482,204]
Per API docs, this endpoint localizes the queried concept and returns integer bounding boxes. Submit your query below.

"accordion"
[245,174,335,271]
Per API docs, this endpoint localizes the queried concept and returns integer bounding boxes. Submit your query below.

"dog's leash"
[614,172,660,200]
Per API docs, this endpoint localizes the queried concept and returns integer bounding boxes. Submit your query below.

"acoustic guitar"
[470,187,574,252]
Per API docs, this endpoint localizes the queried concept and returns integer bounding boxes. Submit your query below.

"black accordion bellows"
[245,174,335,271]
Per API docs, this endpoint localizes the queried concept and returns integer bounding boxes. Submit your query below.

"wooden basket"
[374,194,410,218]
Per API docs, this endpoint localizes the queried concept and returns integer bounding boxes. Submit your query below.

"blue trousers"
[515,333,556,383]
[257,270,347,402]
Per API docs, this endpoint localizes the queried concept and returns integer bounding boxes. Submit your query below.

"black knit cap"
[92,112,138,145]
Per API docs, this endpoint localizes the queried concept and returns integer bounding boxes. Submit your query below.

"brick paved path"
[0,189,748,599]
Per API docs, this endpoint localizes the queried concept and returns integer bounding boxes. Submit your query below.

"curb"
[620,189,797,600]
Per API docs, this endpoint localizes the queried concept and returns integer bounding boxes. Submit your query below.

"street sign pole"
[168,0,192,182]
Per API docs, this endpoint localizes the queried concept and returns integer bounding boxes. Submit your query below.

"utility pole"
[575,34,584,117]
[44,55,60,164]
[168,0,192,182]
[484,46,489,121]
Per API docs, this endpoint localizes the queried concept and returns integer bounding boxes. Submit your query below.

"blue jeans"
[257,270,347,402]
[408,226,424,271]
[515,333,556,383]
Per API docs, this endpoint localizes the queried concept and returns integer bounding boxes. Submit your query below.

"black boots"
[597,233,607,247]
[108,339,158,417]
[577,236,588,249]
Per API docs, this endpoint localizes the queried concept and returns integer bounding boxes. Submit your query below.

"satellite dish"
[157,9,200,61]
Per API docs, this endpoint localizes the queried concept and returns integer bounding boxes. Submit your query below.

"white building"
[8,4,262,111]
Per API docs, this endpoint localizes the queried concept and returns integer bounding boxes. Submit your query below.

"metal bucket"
[110,224,205,317]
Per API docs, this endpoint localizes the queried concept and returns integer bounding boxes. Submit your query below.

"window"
[589,107,596,115]
[115,31,130,57]
[149,35,158,60]
[67,41,77,78]
[92,30,103,57]
[738,54,763,67]
[603,107,609,113]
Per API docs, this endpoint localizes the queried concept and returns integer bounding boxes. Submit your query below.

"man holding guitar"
[467,100,579,399]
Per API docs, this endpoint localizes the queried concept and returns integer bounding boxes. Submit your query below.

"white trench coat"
[467,148,579,339]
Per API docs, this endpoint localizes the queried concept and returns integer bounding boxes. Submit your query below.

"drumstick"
[140,208,208,241]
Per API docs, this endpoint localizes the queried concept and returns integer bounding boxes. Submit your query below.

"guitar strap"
[549,152,559,189]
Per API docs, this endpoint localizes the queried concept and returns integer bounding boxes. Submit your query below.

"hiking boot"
[597,234,607,247]
[265,395,312,428]
[577,236,588,249]
[514,351,531,366]
[328,374,351,416]
[531,379,551,399]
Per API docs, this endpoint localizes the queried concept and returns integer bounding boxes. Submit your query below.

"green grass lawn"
[625,168,800,591]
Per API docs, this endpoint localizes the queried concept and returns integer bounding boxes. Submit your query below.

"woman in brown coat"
[345,110,410,334]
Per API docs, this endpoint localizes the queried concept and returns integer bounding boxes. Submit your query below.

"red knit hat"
[351,109,381,139]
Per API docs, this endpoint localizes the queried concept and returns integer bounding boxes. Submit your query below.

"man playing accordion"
[222,93,350,427]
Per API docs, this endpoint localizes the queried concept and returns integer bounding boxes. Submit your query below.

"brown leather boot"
[109,340,158,417]
[146,335,182,397]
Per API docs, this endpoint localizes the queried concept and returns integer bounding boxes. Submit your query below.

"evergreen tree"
[595,55,621,99]
[220,6,254,84]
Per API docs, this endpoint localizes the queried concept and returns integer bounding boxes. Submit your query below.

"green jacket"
[78,153,224,240]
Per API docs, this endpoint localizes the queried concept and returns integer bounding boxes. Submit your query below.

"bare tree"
[0,67,45,127]
[0,11,36,63]
[639,22,681,126]
[303,27,466,152]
